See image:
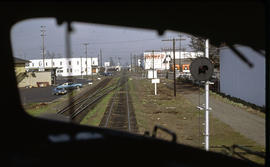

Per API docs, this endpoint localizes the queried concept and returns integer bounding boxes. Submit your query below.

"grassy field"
[128,76,265,165]
[80,77,120,126]
[80,91,113,126]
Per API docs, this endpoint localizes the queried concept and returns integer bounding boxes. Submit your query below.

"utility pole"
[100,49,103,67]
[82,43,89,77]
[91,54,93,81]
[130,53,132,72]
[134,55,137,72]
[205,39,210,151]
[162,38,182,97]
[178,33,186,72]
[40,25,46,69]
[80,56,83,79]
[152,50,155,79]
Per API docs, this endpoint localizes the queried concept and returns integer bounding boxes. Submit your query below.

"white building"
[26,57,99,77]
[220,45,265,107]
[143,51,204,70]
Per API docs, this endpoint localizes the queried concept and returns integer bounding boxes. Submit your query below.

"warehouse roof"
[14,57,30,64]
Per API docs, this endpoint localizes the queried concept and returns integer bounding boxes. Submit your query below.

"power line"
[88,38,158,45]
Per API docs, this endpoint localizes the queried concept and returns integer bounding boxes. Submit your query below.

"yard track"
[99,72,138,133]
[57,78,114,123]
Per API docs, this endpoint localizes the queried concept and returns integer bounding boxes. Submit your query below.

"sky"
[11,18,192,65]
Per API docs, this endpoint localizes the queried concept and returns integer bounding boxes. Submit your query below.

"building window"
[39,61,42,66]
[85,61,87,65]
[46,62,48,66]
[77,61,79,65]
[60,61,62,66]
[53,62,55,66]
[69,61,71,65]
[70,68,72,73]
[67,68,69,73]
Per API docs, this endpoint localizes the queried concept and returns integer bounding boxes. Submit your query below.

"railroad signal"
[190,57,214,81]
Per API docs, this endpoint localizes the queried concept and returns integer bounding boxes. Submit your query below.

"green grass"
[128,78,149,133]
[128,76,265,165]
[80,77,120,126]
[80,91,114,126]
[24,101,61,116]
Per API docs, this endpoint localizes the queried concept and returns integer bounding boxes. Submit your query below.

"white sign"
[148,70,157,79]
[151,79,160,84]
[104,62,110,67]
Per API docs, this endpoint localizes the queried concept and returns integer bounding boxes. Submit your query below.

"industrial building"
[14,57,52,88]
[143,50,204,72]
[26,57,99,77]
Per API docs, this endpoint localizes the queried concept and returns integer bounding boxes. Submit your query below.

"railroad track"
[99,73,138,133]
[57,78,114,122]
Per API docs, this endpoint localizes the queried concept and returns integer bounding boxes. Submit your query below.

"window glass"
[11,18,265,165]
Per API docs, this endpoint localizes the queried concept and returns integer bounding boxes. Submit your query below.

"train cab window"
[11,16,265,165]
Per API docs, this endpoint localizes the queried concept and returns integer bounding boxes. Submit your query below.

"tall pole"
[173,38,176,97]
[100,49,102,67]
[178,34,186,72]
[162,37,183,97]
[130,54,132,72]
[91,55,93,81]
[40,26,46,69]
[80,56,83,79]
[152,50,155,79]
[205,39,210,151]
[82,43,89,77]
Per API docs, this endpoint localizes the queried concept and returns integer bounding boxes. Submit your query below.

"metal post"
[152,50,155,79]
[173,38,176,97]
[155,83,157,95]
[205,39,209,151]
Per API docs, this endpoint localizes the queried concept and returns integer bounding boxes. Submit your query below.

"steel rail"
[66,86,114,115]
[104,77,123,127]
[57,80,112,115]
[57,78,111,114]
[71,86,117,119]
[126,80,131,132]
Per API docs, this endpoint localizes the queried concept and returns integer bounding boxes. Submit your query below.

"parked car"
[57,82,82,90]
[105,72,113,76]
[87,80,93,85]
[100,72,113,76]
[53,87,67,95]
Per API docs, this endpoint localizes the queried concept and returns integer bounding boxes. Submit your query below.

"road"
[18,78,92,105]
[19,86,58,104]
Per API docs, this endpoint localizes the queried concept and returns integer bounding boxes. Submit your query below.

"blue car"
[57,82,82,90]
[53,87,67,95]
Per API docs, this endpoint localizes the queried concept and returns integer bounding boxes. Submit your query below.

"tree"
[189,36,220,68]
